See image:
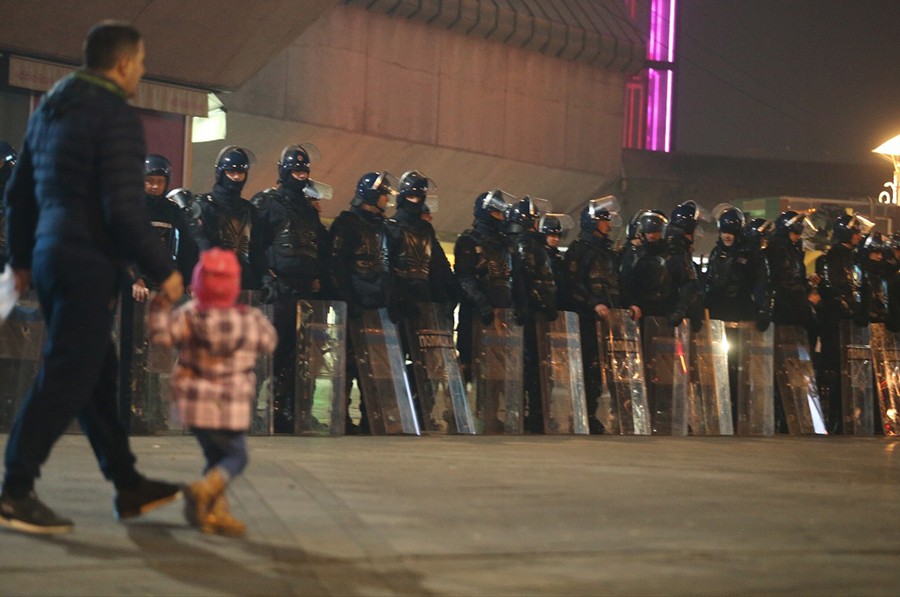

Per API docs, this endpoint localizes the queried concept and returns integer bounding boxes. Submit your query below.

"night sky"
[674,0,900,165]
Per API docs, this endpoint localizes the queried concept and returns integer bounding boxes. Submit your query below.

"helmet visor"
[304,179,333,201]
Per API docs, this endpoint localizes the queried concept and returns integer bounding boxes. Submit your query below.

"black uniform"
[454,221,516,377]
[705,237,770,324]
[766,232,815,329]
[329,205,391,431]
[562,229,621,432]
[815,242,866,432]
[385,209,456,318]
[253,183,329,432]
[512,229,557,432]
[189,183,267,291]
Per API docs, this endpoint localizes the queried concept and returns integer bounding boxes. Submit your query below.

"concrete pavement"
[1,434,898,596]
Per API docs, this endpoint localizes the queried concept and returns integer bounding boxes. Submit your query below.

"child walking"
[150,248,276,537]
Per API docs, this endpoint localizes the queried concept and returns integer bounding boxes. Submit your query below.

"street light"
[873,134,900,205]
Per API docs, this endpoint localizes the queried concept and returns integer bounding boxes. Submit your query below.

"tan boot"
[184,468,226,528]
[201,494,246,538]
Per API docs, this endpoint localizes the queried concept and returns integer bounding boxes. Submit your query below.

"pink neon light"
[645,0,675,152]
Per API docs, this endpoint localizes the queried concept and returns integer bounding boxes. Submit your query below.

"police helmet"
[144,154,171,180]
[831,214,863,244]
[717,207,745,235]
[474,189,515,225]
[774,211,805,236]
[277,144,312,183]
[214,146,251,188]
[670,201,700,234]
[637,210,668,238]
[352,171,398,209]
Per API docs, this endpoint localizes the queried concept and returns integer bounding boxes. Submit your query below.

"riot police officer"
[705,207,771,327]
[858,232,900,332]
[506,196,557,432]
[562,198,637,433]
[120,154,197,432]
[454,190,517,381]
[537,213,567,293]
[188,146,267,290]
[329,171,395,434]
[767,211,818,330]
[131,154,197,299]
[385,171,456,320]
[0,141,17,267]
[815,213,866,433]
[252,144,330,433]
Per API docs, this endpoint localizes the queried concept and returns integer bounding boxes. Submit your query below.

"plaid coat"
[150,300,277,430]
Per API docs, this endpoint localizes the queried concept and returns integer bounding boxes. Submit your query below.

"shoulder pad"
[251,187,280,210]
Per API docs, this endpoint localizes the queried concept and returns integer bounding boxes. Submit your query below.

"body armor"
[330,207,390,310]
[623,240,671,317]
[765,233,813,327]
[562,230,621,314]
[514,231,556,316]
[253,187,326,280]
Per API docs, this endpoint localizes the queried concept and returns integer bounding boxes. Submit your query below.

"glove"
[544,308,559,322]
[755,311,771,332]
[260,277,280,304]
[668,312,685,328]
[479,306,495,326]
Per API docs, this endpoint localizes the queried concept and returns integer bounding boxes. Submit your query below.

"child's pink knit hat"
[192,248,241,309]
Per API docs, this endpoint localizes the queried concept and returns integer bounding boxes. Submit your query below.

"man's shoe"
[115,477,182,520]
[0,491,74,535]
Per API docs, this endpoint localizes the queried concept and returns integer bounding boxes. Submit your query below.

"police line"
[3,293,899,438]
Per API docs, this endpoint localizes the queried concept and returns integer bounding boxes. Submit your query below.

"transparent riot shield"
[729,322,775,436]
[773,325,827,435]
[596,310,650,435]
[642,316,690,435]
[294,300,347,436]
[869,323,900,436]
[124,292,179,434]
[239,291,275,435]
[839,321,875,435]
[535,311,589,434]
[348,308,420,435]
[471,308,524,434]
[404,303,474,434]
[0,291,45,432]
[688,318,733,435]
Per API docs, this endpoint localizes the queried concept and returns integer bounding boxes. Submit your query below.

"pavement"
[0,433,898,596]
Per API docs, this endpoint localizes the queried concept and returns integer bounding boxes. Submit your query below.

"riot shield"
[597,310,650,435]
[0,291,45,432]
[348,308,420,435]
[688,317,733,435]
[773,325,827,435]
[404,303,475,434]
[642,316,690,435]
[471,308,524,434]
[239,291,275,435]
[839,321,875,435]
[869,323,900,436]
[535,311,589,434]
[294,300,347,436]
[729,322,775,436]
[123,292,179,434]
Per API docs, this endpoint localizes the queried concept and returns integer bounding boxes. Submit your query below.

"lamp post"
[873,134,900,205]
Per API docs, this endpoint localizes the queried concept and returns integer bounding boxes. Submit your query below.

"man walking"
[1,21,184,534]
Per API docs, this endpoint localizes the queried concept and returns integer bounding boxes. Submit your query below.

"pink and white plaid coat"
[149,300,277,431]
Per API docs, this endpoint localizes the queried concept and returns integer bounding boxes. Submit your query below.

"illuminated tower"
[624,0,676,152]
